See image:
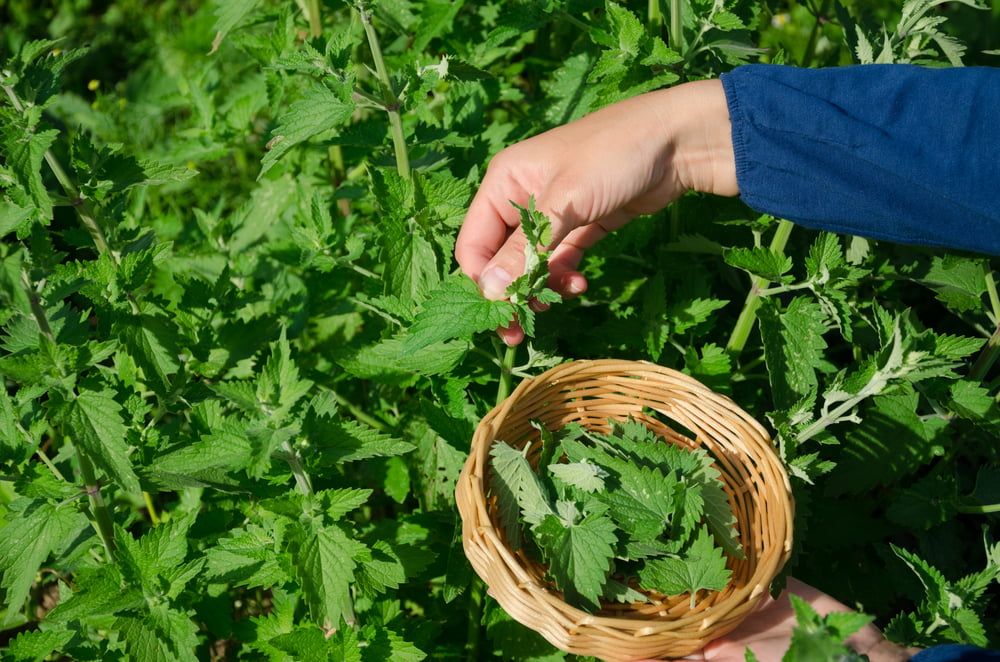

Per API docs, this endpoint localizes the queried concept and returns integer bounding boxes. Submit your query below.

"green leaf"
[920,256,987,313]
[0,199,35,239]
[548,460,607,493]
[489,442,554,549]
[209,0,262,54]
[259,83,355,179]
[115,605,199,662]
[784,593,871,661]
[119,314,180,395]
[295,523,368,630]
[5,628,74,662]
[534,512,618,611]
[724,247,792,282]
[0,500,87,624]
[638,527,731,607]
[203,523,288,589]
[339,337,469,383]
[403,275,514,351]
[759,297,828,410]
[257,330,313,422]
[65,389,141,493]
[2,127,57,222]
[308,418,414,464]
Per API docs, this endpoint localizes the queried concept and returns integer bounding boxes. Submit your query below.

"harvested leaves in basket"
[490,417,743,611]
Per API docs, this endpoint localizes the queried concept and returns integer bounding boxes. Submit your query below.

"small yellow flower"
[87,79,100,91]
[771,13,790,28]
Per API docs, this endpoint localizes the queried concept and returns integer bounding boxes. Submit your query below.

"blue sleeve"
[719,64,1000,255]
[911,644,1000,661]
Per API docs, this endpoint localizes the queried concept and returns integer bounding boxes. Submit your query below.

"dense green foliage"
[1,0,999,659]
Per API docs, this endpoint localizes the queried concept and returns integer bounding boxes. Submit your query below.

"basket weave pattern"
[455,360,794,661]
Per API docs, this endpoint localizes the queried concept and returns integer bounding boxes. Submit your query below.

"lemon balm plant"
[1,0,999,660]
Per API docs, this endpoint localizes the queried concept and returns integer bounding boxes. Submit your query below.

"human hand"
[638,578,914,662]
[454,79,738,345]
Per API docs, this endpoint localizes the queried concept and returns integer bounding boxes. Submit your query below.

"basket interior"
[483,378,764,620]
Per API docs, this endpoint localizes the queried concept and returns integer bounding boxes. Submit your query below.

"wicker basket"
[455,359,794,661]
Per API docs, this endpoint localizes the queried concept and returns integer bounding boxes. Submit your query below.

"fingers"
[455,165,522,283]
[497,321,524,346]
[479,226,529,300]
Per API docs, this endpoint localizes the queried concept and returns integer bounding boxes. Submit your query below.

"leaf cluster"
[489,418,741,611]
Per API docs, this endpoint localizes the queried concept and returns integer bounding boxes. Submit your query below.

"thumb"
[478,227,528,300]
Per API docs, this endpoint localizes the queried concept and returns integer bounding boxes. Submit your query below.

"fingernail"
[480,266,513,300]
[567,277,586,295]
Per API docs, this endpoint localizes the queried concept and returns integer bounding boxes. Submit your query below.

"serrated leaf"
[295,523,368,630]
[403,275,514,351]
[5,628,74,661]
[0,500,87,623]
[119,314,180,395]
[638,527,730,607]
[259,83,355,179]
[759,297,828,410]
[489,442,554,549]
[209,0,262,54]
[724,246,792,282]
[65,389,141,493]
[309,418,414,464]
[548,460,607,492]
[534,512,618,611]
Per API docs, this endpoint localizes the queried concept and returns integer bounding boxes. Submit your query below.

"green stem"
[970,272,1000,381]
[496,344,517,404]
[466,342,518,661]
[969,324,1000,382]
[560,12,590,31]
[669,0,684,54]
[76,445,117,562]
[143,492,161,526]
[3,85,112,257]
[726,220,794,356]
[283,439,314,496]
[359,6,411,180]
[956,500,1000,515]
[649,0,664,31]
[305,0,322,38]
[332,391,390,431]
[36,447,66,482]
[986,271,1000,324]
[800,0,831,68]
[756,281,814,297]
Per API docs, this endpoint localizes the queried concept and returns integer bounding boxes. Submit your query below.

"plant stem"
[332,391,390,431]
[283,439,314,496]
[76,446,117,561]
[143,491,161,525]
[649,0,664,31]
[669,203,681,242]
[359,6,411,180]
[956,501,1000,515]
[726,219,794,356]
[800,0,831,68]
[669,0,684,54]
[3,85,112,257]
[305,0,322,38]
[969,271,1000,382]
[466,342,518,661]
[36,447,66,482]
[986,271,1000,324]
[496,343,517,403]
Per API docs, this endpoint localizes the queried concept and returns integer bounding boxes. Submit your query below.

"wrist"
[648,79,739,198]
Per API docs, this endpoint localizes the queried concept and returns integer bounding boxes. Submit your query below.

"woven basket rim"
[456,359,794,661]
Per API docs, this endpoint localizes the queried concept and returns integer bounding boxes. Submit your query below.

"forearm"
[719,64,1000,255]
